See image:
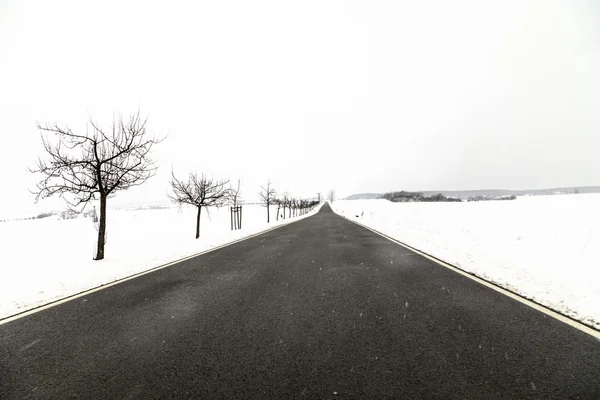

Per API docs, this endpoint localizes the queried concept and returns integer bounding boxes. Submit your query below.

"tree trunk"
[288,207,291,218]
[266,203,270,223]
[95,195,107,260]
[196,206,202,239]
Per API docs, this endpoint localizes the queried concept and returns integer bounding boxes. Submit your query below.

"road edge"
[334,211,600,340]
[0,204,323,326]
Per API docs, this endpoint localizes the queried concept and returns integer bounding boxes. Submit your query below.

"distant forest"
[381,191,462,203]
[346,186,600,202]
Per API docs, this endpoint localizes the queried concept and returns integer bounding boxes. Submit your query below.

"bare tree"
[228,178,242,206]
[327,189,336,203]
[286,194,293,218]
[31,112,162,260]
[169,171,229,239]
[281,192,290,219]
[259,181,276,223]
[274,197,282,221]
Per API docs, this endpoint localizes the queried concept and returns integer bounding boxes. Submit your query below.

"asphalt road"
[1,203,599,399]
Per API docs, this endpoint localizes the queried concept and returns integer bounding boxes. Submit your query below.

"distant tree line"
[382,191,518,203]
[466,195,516,202]
[382,191,461,203]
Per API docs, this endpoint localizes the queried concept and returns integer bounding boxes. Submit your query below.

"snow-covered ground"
[0,203,321,320]
[332,194,600,330]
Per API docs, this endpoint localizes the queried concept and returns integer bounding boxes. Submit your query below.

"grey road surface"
[1,203,599,399]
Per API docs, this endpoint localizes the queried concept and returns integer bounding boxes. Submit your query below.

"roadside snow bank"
[332,195,600,329]
[0,203,322,320]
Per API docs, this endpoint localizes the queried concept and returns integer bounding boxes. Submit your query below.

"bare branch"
[259,181,276,207]
[169,170,230,238]
[30,111,163,260]
[327,189,336,203]
[227,178,242,207]
[259,180,277,223]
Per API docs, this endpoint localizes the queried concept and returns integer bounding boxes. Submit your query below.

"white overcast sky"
[1,0,599,217]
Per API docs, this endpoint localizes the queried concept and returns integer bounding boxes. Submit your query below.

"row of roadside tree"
[258,181,319,223]
[30,111,320,261]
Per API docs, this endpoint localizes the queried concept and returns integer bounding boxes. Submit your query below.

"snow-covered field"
[0,203,321,320]
[332,194,600,330]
